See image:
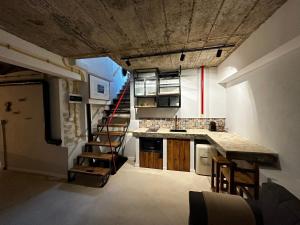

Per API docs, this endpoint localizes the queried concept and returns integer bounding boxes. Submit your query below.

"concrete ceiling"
[0,61,27,75]
[0,0,287,71]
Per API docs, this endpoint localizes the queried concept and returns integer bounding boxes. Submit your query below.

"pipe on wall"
[201,66,204,115]
[0,43,86,81]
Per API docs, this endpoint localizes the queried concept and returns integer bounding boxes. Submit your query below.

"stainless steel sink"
[170,129,187,132]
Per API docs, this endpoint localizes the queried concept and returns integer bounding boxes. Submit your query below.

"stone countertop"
[132,128,211,139]
[132,128,278,164]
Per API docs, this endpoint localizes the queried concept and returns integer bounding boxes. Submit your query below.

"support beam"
[0,29,86,81]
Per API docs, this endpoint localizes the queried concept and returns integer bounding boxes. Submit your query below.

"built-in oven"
[140,137,163,152]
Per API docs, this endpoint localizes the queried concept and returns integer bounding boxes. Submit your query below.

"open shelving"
[134,68,181,108]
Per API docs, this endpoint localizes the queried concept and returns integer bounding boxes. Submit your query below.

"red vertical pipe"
[201,65,204,115]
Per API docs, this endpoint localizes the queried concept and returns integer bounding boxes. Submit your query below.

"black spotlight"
[125,59,131,66]
[122,68,128,76]
[216,49,222,57]
[180,52,185,61]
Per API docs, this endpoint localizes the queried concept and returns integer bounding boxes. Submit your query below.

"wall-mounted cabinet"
[134,69,157,97]
[134,69,158,108]
[158,95,180,107]
[134,96,157,108]
[134,69,181,108]
[157,71,181,107]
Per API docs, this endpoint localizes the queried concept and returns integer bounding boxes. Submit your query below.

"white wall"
[217,0,300,197]
[218,0,300,82]
[0,84,68,177]
[76,57,127,101]
[135,67,226,118]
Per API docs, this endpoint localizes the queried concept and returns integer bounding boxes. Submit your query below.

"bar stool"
[211,155,230,192]
[220,161,260,199]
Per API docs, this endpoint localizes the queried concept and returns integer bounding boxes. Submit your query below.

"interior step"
[108,114,130,118]
[109,102,130,109]
[113,98,130,103]
[105,109,130,114]
[108,107,130,111]
[97,123,128,128]
[86,141,121,148]
[93,131,125,136]
[69,165,111,176]
[78,152,115,161]
[117,94,130,99]
[68,165,110,187]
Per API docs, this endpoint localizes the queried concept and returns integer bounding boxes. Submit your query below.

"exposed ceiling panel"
[0,0,287,71]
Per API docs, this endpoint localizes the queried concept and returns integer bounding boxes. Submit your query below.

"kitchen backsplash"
[139,118,226,131]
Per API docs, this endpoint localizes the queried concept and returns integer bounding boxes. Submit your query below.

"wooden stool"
[211,155,230,192]
[220,161,260,199]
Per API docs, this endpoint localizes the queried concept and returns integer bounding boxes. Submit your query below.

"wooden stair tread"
[79,152,115,161]
[93,131,125,136]
[69,165,110,176]
[105,110,130,113]
[97,123,128,128]
[86,141,121,147]
[221,167,255,185]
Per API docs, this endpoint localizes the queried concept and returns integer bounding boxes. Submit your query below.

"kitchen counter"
[133,128,278,164]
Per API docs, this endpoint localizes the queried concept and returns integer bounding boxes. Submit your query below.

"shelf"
[159,85,180,88]
[134,68,181,108]
[158,93,180,96]
[135,95,157,98]
[135,106,157,108]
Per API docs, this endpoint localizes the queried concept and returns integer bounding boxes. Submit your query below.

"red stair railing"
[105,78,130,173]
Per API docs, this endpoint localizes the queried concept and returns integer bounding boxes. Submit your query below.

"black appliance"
[140,137,163,152]
[209,121,217,131]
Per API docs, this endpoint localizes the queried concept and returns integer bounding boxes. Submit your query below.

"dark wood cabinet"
[139,137,163,169]
[167,139,190,171]
[140,151,163,169]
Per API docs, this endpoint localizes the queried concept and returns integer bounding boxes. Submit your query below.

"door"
[167,139,190,171]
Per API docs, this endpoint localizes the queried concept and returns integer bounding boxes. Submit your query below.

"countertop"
[132,128,278,164]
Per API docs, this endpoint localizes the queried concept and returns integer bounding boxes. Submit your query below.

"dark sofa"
[189,182,300,225]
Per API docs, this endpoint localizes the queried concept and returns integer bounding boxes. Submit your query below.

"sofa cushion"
[189,191,262,225]
[260,182,300,225]
[189,191,207,225]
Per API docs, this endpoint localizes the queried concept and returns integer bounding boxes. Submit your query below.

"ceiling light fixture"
[216,49,222,57]
[180,52,185,61]
[125,59,131,66]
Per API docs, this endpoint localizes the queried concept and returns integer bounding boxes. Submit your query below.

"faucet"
[174,115,178,130]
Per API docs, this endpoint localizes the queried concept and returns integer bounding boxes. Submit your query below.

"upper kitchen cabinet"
[134,68,158,108]
[157,71,181,108]
[134,68,181,108]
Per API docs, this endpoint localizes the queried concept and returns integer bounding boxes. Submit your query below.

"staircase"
[68,80,131,187]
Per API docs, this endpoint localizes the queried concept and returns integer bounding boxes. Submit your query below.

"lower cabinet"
[140,151,163,169]
[167,139,190,171]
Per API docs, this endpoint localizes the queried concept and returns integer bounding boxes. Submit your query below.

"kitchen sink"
[170,129,187,132]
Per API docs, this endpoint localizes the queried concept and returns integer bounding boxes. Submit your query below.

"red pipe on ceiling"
[201,66,204,115]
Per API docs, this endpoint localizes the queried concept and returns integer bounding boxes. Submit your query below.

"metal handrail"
[105,77,130,172]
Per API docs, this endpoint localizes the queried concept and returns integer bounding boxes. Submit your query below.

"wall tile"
[139,118,226,131]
